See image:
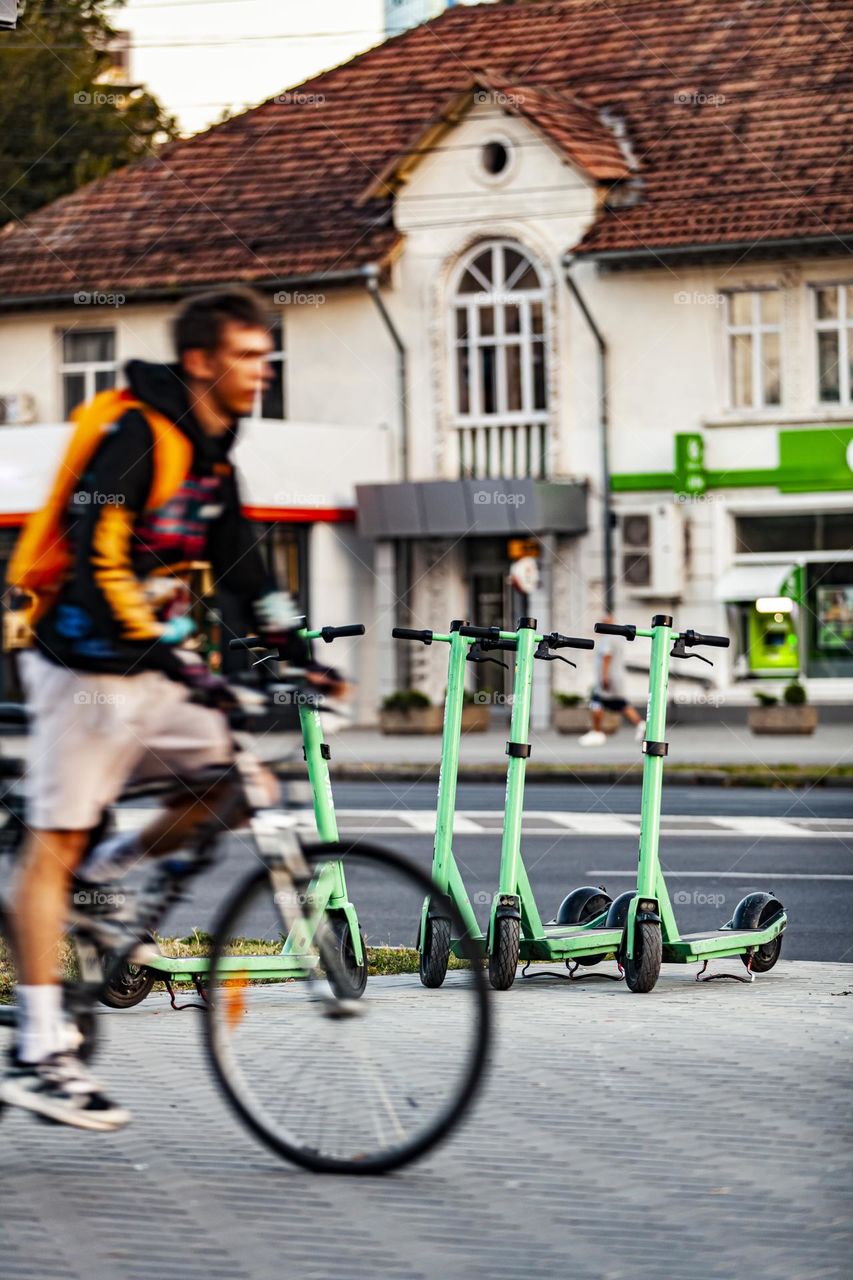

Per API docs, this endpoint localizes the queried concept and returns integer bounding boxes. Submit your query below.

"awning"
[355,479,588,539]
[715,563,798,602]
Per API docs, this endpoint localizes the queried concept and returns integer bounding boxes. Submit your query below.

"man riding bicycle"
[1,287,343,1130]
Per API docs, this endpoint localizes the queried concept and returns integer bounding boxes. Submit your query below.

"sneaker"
[634,719,647,742]
[0,1052,131,1132]
[577,730,607,747]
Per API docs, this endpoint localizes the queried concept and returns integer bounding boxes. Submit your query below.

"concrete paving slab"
[1,960,851,1279]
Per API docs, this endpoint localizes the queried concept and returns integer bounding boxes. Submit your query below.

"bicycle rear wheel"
[205,840,490,1175]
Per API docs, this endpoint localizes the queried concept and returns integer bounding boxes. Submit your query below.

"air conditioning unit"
[618,503,684,598]
[0,393,36,425]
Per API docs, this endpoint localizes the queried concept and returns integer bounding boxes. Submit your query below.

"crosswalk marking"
[112,808,853,840]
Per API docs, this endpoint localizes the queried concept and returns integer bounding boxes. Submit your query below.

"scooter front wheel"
[622,921,662,993]
[488,916,520,991]
[419,915,451,988]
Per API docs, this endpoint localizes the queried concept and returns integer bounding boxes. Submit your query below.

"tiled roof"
[0,0,850,303]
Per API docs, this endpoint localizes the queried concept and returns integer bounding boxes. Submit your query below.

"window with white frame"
[252,316,286,419]
[451,241,548,422]
[61,328,117,419]
[725,290,782,409]
[813,284,853,405]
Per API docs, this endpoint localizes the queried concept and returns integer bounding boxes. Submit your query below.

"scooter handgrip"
[228,635,267,651]
[391,627,433,644]
[481,638,518,653]
[594,622,637,641]
[458,625,501,640]
[548,632,595,651]
[683,630,730,649]
[320,624,366,642]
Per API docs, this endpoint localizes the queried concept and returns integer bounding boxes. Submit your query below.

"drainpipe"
[562,252,615,613]
[362,263,413,685]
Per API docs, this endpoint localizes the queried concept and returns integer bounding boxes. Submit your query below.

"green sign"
[674,433,707,496]
[778,426,853,493]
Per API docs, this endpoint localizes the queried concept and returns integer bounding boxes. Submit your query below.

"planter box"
[461,705,490,733]
[379,706,444,735]
[748,705,819,736]
[554,706,621,735]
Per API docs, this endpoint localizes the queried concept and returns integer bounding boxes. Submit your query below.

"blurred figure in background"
[578,613,646,747]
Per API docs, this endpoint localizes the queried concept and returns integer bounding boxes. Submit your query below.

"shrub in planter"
[379,689,443,735]
[748,681,817,736]
[552,692,620,734]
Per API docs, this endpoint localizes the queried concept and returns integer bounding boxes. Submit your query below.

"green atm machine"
[746,568,802,674]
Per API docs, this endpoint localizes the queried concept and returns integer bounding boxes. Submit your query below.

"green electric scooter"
[591,615,787,992]
[457,618,643,991]
[392,620,516,987]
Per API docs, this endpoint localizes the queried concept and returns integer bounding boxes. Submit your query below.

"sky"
[119,0,386,136]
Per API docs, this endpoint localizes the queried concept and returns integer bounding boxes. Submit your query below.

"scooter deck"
[519,924,624,962]
[662,916,786,962]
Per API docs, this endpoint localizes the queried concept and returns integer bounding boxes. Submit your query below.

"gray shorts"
[20,650,233,830]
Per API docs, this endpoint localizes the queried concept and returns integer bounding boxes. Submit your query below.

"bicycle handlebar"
[546,632,595,651]
[682,629,730,649]
[594,622,637,641]
[391,627,434,644]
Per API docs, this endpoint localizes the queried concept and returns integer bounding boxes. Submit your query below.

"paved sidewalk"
[1,960,850,1279]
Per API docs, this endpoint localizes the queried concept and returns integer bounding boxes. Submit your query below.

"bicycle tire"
[205,840,491,1175]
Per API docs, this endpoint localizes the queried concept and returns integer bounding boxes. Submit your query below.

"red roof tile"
[0,0,850,303]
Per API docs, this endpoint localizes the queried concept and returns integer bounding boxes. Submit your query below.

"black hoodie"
[35,359,275,678]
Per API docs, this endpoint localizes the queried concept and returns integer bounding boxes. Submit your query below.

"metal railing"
[455,420,550,479]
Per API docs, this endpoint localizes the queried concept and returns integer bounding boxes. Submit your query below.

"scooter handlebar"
[319,623,365,642]
[391,627,433,644]
[228,635,266,651]
[594,622,637,641]
[546,632,595,651]
[682,629,730,649]
[458,625,502,640]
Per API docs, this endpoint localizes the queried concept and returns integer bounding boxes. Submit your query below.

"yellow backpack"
[7,388,193,625]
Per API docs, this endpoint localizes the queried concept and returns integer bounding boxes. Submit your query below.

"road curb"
[273,762,853,787]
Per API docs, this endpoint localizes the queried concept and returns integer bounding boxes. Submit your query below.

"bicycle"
[0,629,491,1174]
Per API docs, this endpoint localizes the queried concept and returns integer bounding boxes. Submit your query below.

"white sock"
[78,830,144,883]
[17,984,63,1064]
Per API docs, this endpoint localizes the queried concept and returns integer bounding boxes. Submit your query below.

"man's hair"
[173,286,269,356]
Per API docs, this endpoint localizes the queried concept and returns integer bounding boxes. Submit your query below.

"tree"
[0,0,179,227]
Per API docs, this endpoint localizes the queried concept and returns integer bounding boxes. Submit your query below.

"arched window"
[450,241,549,477]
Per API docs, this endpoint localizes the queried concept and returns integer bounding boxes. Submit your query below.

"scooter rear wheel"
[743,934,783,973]
[419,916,451,988]
[489,916,520,991]
[622,921,662,994]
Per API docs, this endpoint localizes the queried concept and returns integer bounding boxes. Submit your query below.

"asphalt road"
[100,781,853,965]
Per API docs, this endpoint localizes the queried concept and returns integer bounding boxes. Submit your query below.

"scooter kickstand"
[696,958,755,985]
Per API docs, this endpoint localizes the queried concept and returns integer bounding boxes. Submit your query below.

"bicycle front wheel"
[205,840,490,1175]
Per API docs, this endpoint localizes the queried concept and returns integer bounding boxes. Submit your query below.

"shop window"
[813,284,853,405]
[735,513,852,555]
[61,328,116,419]
[725,290,782,409]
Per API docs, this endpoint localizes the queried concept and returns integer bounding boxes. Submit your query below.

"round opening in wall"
[482,140,510,176]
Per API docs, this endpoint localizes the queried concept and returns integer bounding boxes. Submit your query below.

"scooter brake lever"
[670,638,713,666]
[466,643,508,670]
[534,640,576,667]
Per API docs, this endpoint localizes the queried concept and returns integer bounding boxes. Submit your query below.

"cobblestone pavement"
[1,960,851,1280]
